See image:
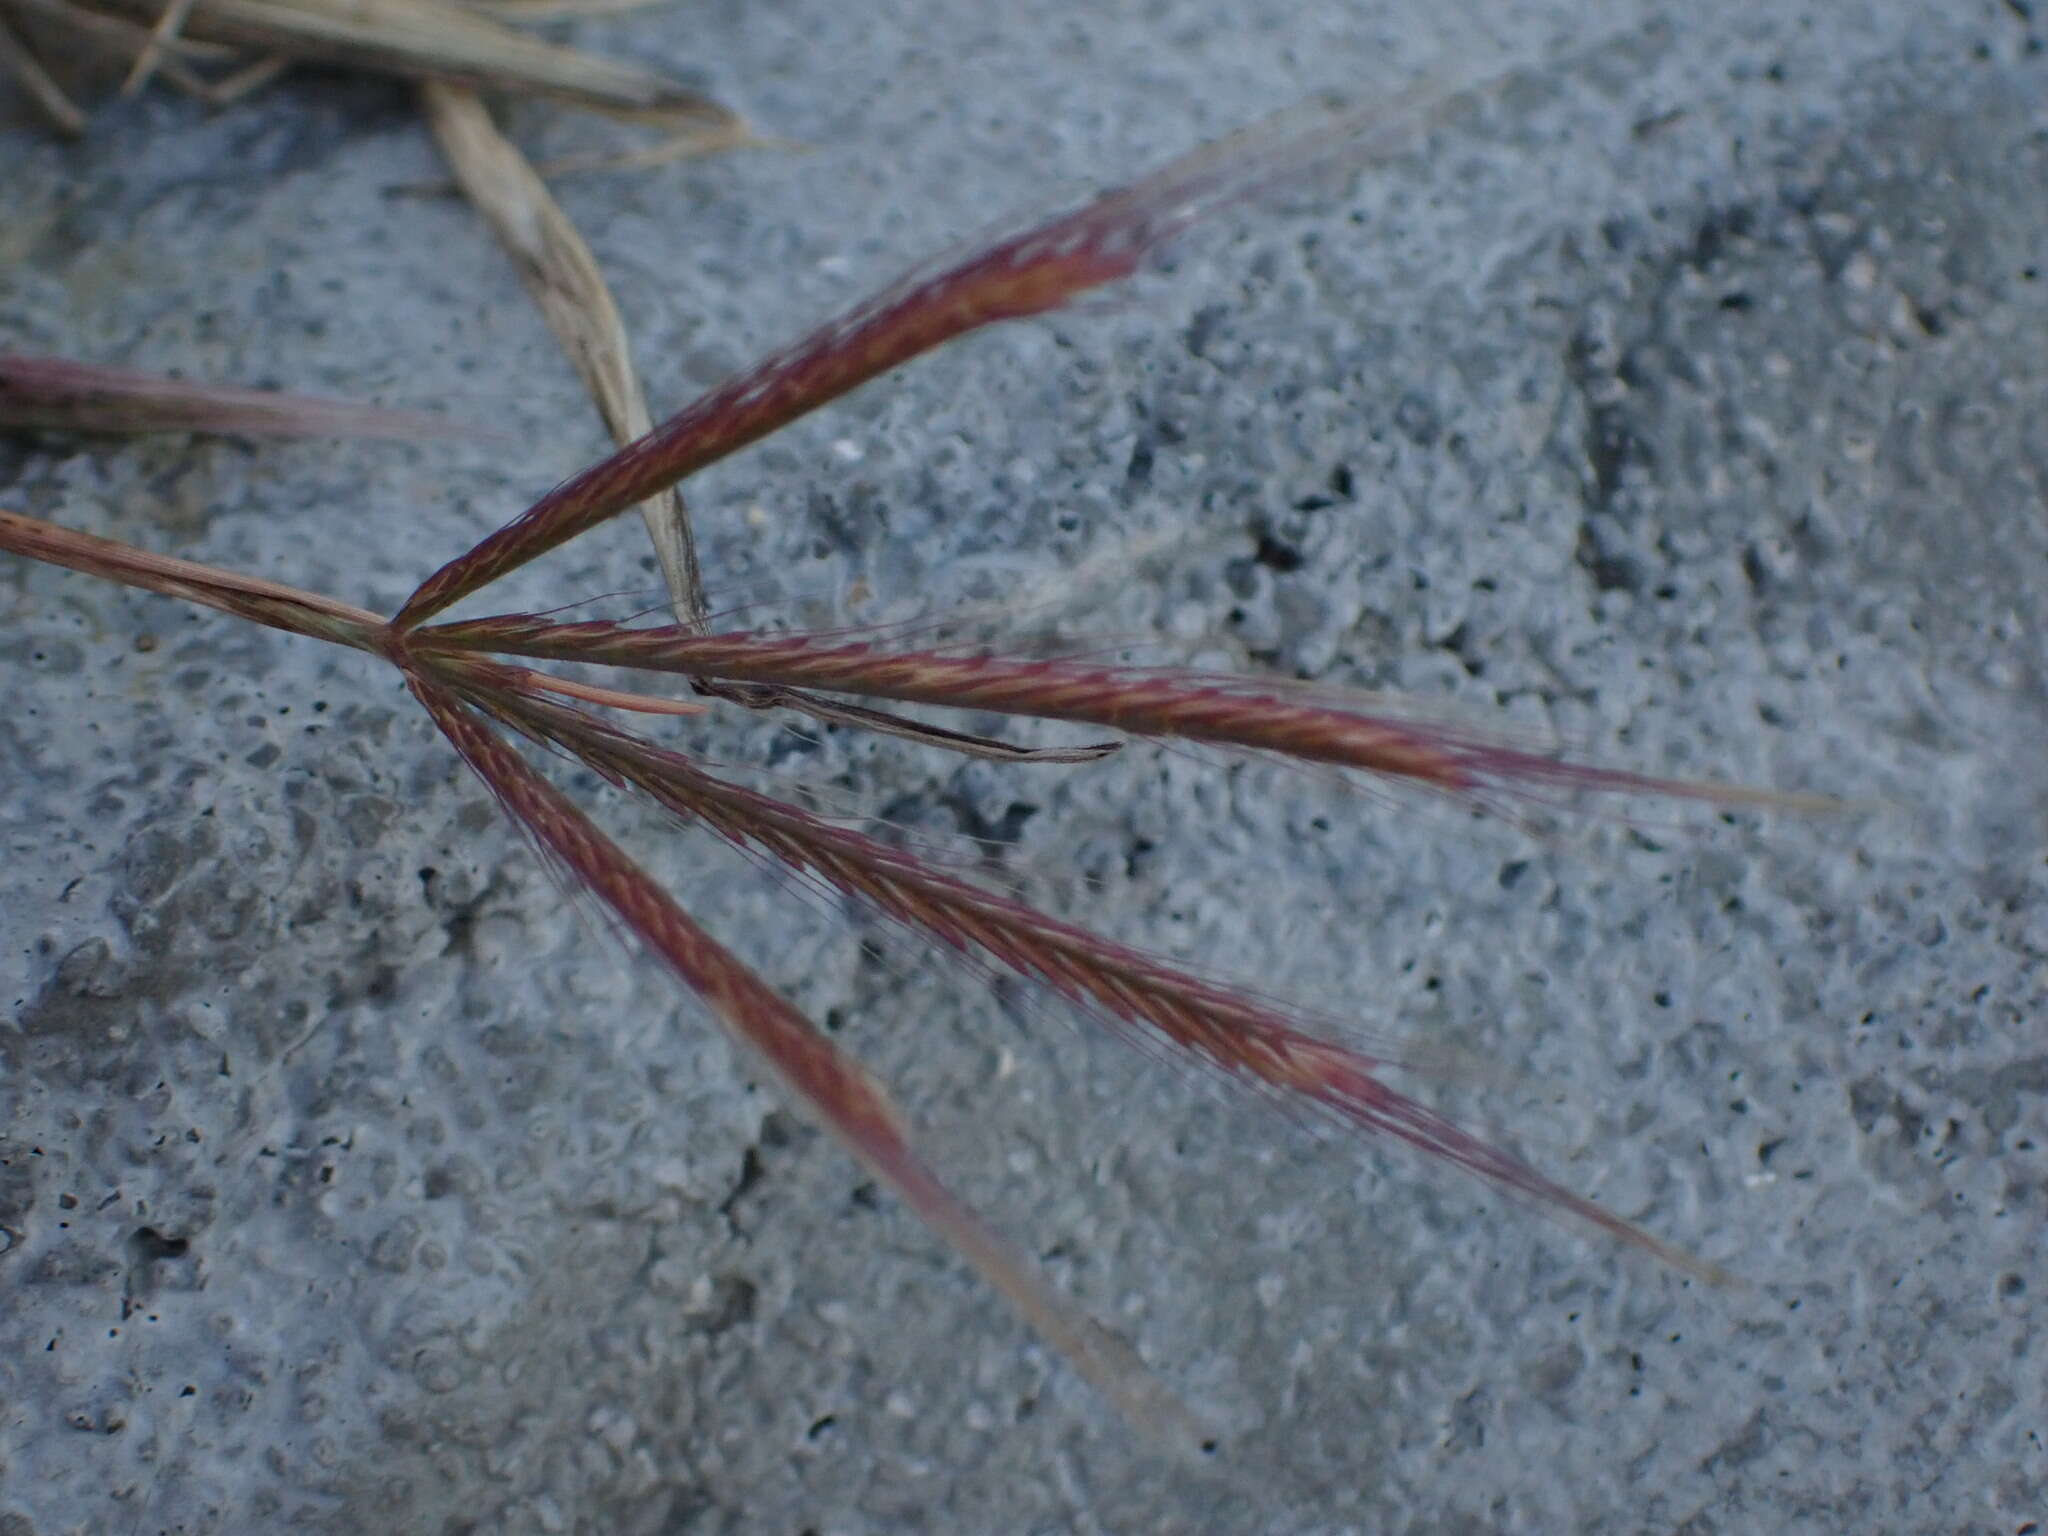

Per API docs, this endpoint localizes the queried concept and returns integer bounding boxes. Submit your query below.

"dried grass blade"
[3,0,237,60]
[91,0,730,114]
[518,119,771,181]
[419,79,705,624]
[188,49,287,104]
[4,0,233,101]
[396,72,1504,626]
[408,671,1213,1451]
[472,675,1726,1281]
[0,352,487,441]
[0,13,86,135]
[117,0,197,94]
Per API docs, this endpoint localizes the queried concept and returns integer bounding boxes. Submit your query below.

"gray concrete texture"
[1,1,2042,1531]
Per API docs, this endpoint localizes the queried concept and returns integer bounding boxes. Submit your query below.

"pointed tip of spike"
[1628,774,1869,817]
[1627,1224,1744,1290]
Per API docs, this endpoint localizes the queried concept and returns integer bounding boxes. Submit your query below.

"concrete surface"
[1,2,2043,1531]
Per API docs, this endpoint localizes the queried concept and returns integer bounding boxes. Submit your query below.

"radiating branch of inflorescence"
[1,64,1825,1447]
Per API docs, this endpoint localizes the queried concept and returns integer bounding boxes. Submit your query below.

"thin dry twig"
[2,0,235,58]
[195,48,286,102]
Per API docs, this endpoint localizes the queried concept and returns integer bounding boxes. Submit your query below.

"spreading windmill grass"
[0,70,1826,1451]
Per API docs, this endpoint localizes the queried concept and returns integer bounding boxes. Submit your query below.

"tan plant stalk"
[419,78,706,623]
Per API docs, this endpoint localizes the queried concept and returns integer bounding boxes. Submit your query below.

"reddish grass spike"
[406,670,1214,1453]
[462,673,1720,1280]
[0,353,481,441]
[426,616,1474,787]
[0,507,387,650]
[394,83,1472,627]
[1283,1041,1729,1284]
[394,206,1154,627]
[419,615,1809,805]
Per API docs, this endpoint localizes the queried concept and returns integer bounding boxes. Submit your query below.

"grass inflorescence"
[0,67,1822,1448]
